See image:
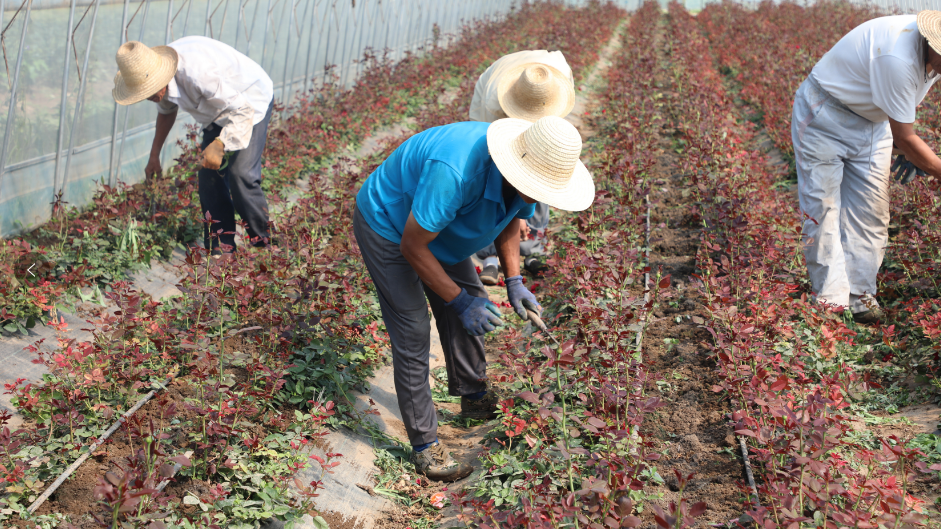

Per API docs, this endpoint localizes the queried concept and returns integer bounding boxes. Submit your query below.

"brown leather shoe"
[410,441,472,482]
[461,391,498,420]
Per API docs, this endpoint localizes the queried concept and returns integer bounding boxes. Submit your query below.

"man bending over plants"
[793,11,941,324]
[111,37,273,254]
[354,116,594,481]
[469,50,576,285]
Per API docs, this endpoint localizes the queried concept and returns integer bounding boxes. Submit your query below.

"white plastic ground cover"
[0,250,184,428]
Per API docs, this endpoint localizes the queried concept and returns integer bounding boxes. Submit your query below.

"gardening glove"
[446,288,503,336]
[891,154,925,185]
[505,275,542,321]
[202,138,225,170]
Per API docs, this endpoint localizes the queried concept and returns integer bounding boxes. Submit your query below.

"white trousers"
[791,77,893,313]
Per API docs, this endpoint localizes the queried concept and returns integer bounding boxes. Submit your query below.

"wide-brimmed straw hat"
[919,11,941,55]
[496,63,576,122]
[112,41,179,105]
[487,116,594,212]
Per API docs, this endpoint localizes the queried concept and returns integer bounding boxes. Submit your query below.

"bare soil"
[24,334,283,527]
[638,136,746,525]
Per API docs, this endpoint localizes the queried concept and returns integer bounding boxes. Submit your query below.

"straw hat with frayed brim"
[918,10,941,55]
[112,41,179,105]
[497,63,576,122]
[487,116,594,212]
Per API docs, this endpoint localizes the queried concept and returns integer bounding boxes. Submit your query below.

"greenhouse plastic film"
[0,0,517,237]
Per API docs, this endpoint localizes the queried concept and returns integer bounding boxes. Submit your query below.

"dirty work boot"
[410,441,472,482]
[524,256,548,276]
[479,263,500,286]
[461,391,498,420]
[853,307,885,325]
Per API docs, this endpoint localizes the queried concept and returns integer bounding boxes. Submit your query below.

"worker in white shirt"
[792,11,941,324]
[468,50,575,285]
[111,36,274,253]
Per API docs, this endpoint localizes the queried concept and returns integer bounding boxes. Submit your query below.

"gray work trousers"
[198,101,273,251]
[352,206,489,446]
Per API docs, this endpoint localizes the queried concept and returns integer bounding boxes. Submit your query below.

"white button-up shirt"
[158,36,273,151]
[469,50,573,124]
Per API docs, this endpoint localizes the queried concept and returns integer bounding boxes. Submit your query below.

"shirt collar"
[484,160,504,203]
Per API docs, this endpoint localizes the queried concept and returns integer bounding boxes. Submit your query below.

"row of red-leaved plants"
[667,3,938,527]
[0,3,629,526]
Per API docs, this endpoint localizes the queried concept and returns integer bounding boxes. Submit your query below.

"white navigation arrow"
[27,263,35,277]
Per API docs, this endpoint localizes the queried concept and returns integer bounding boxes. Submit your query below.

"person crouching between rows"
[469,50,577,285]
[112,37,273,253]
[354,116,594,481]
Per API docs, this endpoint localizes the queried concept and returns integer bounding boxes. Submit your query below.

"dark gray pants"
[198,102,272,251]
[353,206,488,446]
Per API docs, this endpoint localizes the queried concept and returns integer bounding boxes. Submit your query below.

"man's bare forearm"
[151,109,177,159]
[400,213,462,302]
[890,118,941,177]
[495,219,521,279]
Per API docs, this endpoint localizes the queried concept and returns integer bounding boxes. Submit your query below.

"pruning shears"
[526,309,561,347]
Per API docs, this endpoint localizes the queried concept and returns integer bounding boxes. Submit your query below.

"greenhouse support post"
[0,0,35,197]
[260,0,271,70]
[286,0,311,105]
[165,0,173,43]
[114,0,153,186]
[52,0,79,207]
[354,0,370,82]
[321,6,332,86]
[302,0,319,93]
[279,0,295,105]
[352,0,368,82]
[182,0,194,36]
[337,1,353,87]
[264,0,286,78]
[379,0,389,58]
[60,0,101,199]
[203,0,211,35]
[285,0,301,103]
[235,0,243,50]
[109,0,132,187]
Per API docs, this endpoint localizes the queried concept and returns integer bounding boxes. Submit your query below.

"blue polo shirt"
[356,121,535,265]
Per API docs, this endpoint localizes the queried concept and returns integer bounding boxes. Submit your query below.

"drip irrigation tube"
[26,368,179,515]
[739,436,760,508]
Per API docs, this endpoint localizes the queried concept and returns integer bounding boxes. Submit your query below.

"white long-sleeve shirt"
[469,50,573,124]
[158,36,273,151]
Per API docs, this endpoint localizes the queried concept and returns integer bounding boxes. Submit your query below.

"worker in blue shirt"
[354,116,594,481]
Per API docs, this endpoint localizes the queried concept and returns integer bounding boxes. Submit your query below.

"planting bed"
[3,1,941,528]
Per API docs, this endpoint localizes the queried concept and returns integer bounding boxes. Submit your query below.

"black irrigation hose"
[26,368,179,515]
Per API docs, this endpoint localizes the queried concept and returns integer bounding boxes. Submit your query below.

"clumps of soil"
[637,127,746,525]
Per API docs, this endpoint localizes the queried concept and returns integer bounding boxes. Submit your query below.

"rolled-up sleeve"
[198,74,256,151]
[157,97,179,115]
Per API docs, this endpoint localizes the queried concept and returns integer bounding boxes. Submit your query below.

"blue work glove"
[446,289,503,336]
[505,275,542,321]
[891,154,925,185]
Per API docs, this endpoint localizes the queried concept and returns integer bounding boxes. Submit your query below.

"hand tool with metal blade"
[526,309,561,347]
